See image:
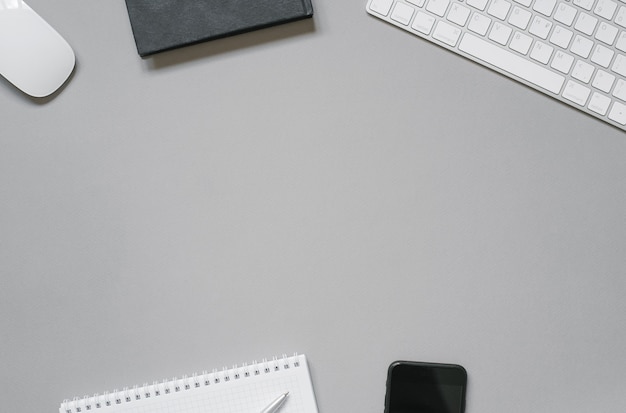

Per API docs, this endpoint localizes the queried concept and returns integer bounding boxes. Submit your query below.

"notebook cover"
[125,0,314,57]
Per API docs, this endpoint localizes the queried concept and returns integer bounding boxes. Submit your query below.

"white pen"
[260,392,289,413]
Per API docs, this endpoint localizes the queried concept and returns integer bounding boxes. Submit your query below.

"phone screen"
[386,362,466,413]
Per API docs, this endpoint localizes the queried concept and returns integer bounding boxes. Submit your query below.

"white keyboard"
[367,0,626,131]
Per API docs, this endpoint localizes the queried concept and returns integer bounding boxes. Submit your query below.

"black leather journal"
[125,0,314,57]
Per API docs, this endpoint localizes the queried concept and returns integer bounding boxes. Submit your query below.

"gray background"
[2,1,625,413]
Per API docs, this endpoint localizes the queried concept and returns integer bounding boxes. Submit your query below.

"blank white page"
[60,354,318,413]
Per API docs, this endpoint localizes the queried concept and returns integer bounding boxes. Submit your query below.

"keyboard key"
[433,20,462,45]
[573,0,594,11]
[591,44,615,68]
[427,0,451,16]
[571,35,594,58]
[613,78,626,101]
[592,70,616,92]
[447,3,472,26]
[533,0,558,16]
[588,92,611,115]
[595,23,618,45]
[616,6,626,29]
[459,32,565,94]
[369,0,394,16]
[594,0,618,20]
[551,51,575,73]
[412,11,436,34]
[554,2,577,26]
[529,15,553,39]
[549,25,573,48]
[509,6,532,29]
[572,59,595,83]
[611,53,626,76]
[617,33,626,52]
[513,0,532,7]
[609,101,626,124]
[488,0,512,19]
[407,0,426,6]
[391,2,415,25]
[510,31,534,54]
[468,12,492,35]
[562,80,591,105]
[574,12,598,36]
[489,22,513,44]
[467,0,489,10]
[530,41,554,64]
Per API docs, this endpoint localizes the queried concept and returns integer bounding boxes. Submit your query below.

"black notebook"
[125,0,314,57]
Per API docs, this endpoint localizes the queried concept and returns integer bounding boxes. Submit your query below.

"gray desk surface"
[2,1,626,412]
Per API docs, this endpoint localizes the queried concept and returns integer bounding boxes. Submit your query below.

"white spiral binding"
[60,353,302,413]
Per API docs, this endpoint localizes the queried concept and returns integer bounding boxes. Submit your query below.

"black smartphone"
[384,361,467,413]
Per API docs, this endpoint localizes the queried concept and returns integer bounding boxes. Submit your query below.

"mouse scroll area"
[0,1,75,98]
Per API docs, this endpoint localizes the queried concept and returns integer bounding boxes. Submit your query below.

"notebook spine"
[60,353,303,413]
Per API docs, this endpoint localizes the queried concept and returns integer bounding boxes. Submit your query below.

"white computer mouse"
[0,0,75,97]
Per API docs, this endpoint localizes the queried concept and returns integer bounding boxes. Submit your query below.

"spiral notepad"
[60,354,318,413]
